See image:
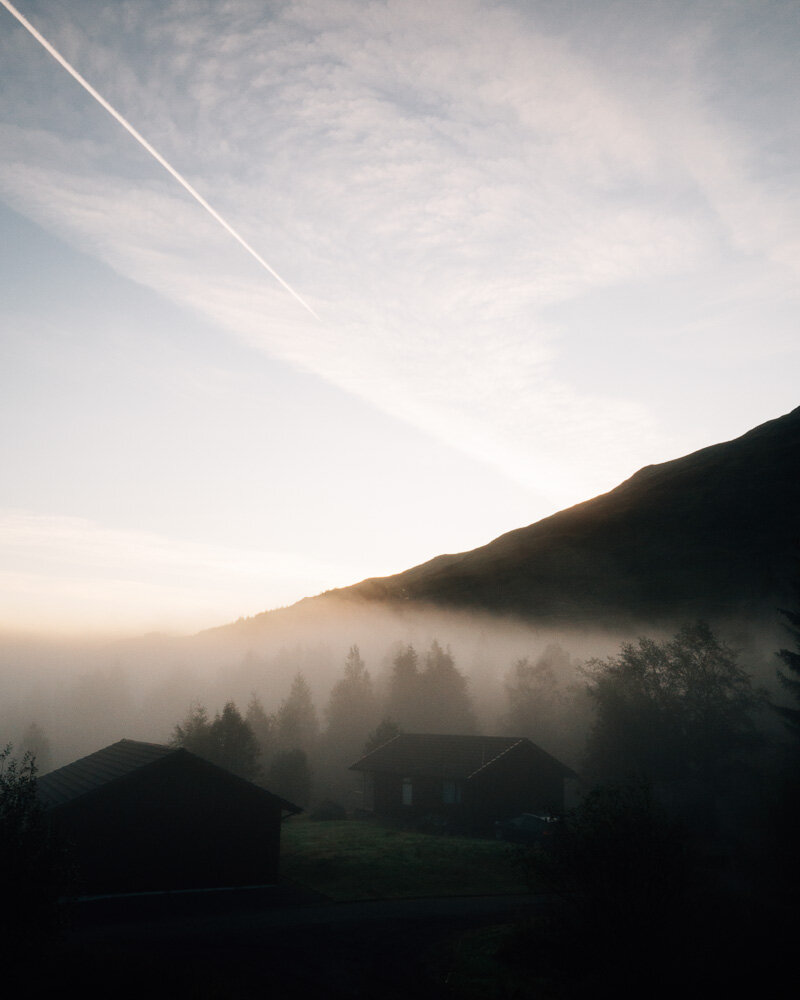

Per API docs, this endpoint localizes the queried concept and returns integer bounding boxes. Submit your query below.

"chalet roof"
[36,739,175,809]
[36,738,301,814]
[349,733,576,780]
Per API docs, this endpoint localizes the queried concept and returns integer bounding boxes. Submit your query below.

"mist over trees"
[774,586,800,737]
[324,646,375,756]
[19,722,53,775]
[276,673,320,754]
[1,604,790,829]
[162,637,513,806]
[170,701,261,782]
[245,694,277,764]
[363,717,401,756]
[267,748,312,806]
[583,622,765,787]
[385,640,477,733]
[501,643,581,761]
[385,643,420,728]
[4,606,798,999]
[136,613,798,868]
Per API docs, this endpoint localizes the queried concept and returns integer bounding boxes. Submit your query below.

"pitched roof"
[36,739,175,809]
[36,738,301,814]
[350,733,575,780]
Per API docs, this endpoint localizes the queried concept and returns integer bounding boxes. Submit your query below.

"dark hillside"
[330,406,800,625]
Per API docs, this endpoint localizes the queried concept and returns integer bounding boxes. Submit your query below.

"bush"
[0,746,74,963]
[515,781,697,988]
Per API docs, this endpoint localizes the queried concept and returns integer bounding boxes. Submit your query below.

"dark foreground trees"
[0,746,73,962]
[774,593,800,737]
[583,621,764,787]
[524,781,691,937]
[512,779,758,996]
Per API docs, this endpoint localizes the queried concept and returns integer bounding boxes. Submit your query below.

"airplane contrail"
[0,0,320,321]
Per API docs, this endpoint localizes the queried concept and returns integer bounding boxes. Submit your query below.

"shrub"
[0,746,74,964]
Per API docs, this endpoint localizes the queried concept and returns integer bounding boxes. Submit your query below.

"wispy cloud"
[0,509,363,633]
[1,0,798,509]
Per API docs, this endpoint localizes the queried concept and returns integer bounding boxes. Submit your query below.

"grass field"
[280,817,530,901]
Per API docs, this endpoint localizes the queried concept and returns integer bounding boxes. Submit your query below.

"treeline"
[4,614,798,993]
[167,638,587,807]
[10,614,795,828]
[167,615,799,836]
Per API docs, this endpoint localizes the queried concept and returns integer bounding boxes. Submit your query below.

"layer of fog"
[0,597,788,780]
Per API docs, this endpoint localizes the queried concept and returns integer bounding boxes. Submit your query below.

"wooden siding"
[48,752,284,894]
[355,736,572,831]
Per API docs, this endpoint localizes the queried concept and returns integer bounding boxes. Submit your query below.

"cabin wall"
[365,747,567,831]
[370,773,467,824]
[49,754,282,894]
[468,748,567,826]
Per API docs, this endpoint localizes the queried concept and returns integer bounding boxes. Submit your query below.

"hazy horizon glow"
[1,1,798,634]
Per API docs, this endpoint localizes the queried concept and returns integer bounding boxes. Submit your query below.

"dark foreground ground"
[15,883,545,997]
[7,879,796,998]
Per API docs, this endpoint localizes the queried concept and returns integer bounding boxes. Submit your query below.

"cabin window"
[442,780,462,804]
[402,778,413,806]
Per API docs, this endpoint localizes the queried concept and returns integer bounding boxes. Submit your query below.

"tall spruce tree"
[170,701,261,781]
[209,702,262,781]
[419,640,477,733]
[386,644,421,728]
[325,645,376,756]
[276,673,319,752]
[246,693,278,768]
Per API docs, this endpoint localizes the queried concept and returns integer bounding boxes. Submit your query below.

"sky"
[1,0,798,636]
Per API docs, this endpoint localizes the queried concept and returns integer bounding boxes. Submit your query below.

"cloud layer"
[1,0,799,629]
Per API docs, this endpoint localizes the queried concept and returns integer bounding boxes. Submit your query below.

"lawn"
[279,817,530,901]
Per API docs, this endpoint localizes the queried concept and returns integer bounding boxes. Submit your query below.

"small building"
[37,739,300,895]
[350,733,576,832]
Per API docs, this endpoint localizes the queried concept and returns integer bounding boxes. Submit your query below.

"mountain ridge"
[223,406,800,635]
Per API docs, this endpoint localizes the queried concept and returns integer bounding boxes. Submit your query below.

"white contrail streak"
[0,0,320,320]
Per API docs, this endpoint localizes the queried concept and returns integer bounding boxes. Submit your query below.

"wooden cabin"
[350,733,575,832]
[37,739,300,895]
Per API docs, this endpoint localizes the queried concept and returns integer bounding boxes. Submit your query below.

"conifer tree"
[246,693,277,767]
[276,673,319,752]
[325,645,376,755]
[170,701,261,781]
[502,644,568,745]
[419,640,477,733]
[170,703,214,758]
[209,701,262,781]
[386,643,421,728]
[363,717,401,755]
